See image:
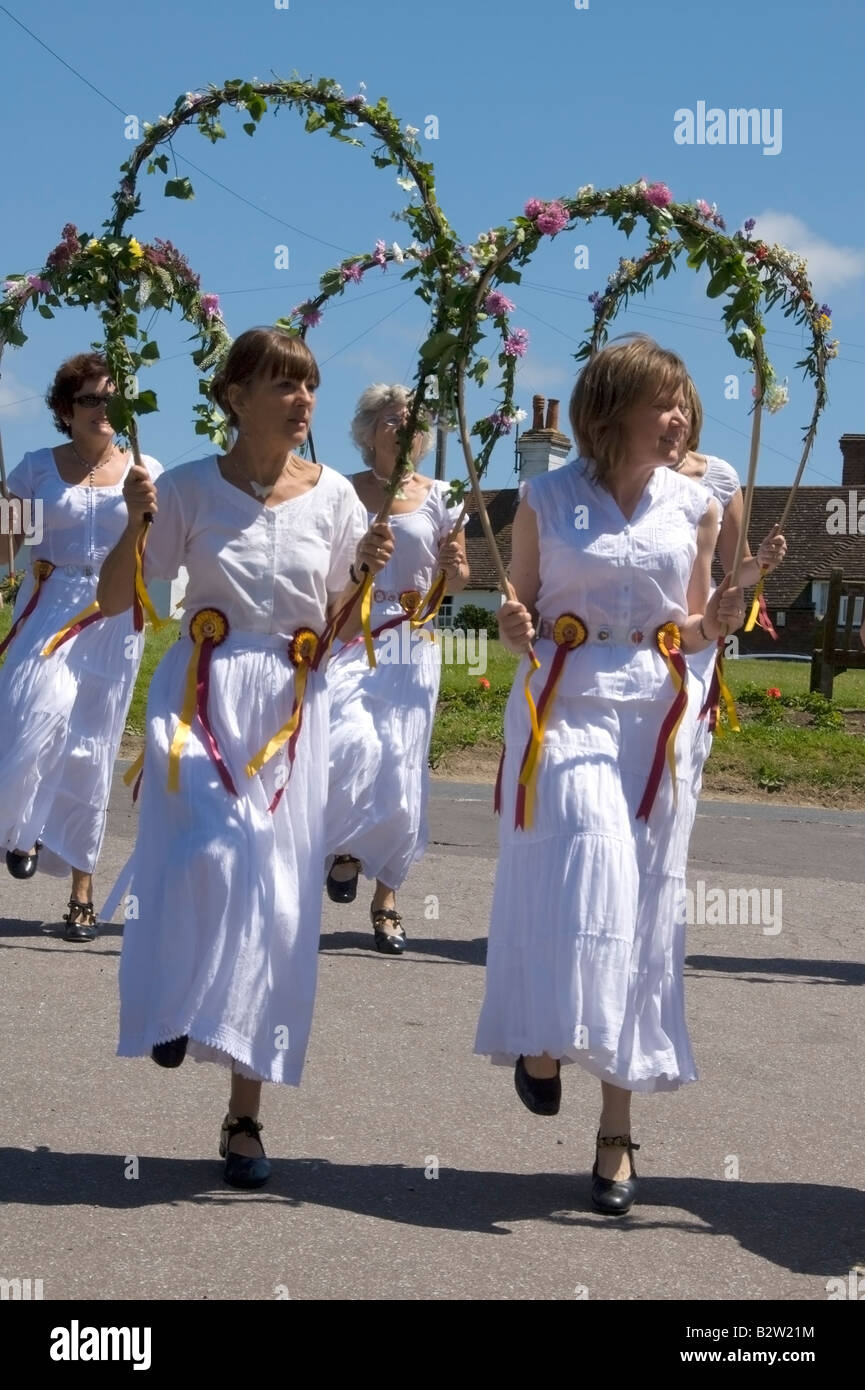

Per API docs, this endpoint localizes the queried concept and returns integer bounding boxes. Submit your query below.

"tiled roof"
[464,484,865,605]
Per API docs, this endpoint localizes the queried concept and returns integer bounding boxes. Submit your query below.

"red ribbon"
[699,638,723,734]
[0,585,43,659]
[756,590,778,640]
[515,640,572,830]
[493,743,505,816]
[194,638,238,796]
[44,606,103,652]
[636,644,689,822]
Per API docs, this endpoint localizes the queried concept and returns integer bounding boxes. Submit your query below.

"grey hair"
[350,383,434,468]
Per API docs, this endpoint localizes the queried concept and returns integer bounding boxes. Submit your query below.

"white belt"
[537,618,649,646]
[60,563,96,578]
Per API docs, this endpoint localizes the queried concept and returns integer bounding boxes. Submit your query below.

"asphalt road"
[1,774,863,1303]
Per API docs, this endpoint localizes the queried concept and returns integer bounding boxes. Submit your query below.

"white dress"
[110,456,367,1084]
[0,447,162,877]
[475,460,712,1093]
[685,455,740,797]
[325,479,458,890]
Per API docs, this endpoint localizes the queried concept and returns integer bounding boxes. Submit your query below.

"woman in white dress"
[97,328,394,1189]
[673,380,787,796]
[325,385,468,953]
[475,336,746,1215]
[0,353,161,940]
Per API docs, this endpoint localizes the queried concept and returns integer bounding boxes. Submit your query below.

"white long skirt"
[325,622,441,890]
[0,567,139,876]
[113,629,329,1086]
[475,670,701,1093]
[686,641,720,802]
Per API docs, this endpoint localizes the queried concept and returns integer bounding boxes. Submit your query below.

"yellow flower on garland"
[127,238,144,263]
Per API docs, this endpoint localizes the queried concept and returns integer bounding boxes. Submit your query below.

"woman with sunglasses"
[0,353,162,940]
[324,384,468,953]
[97,328,394,1189]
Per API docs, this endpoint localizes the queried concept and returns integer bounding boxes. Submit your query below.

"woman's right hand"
[123,464,158,526]
[499,598,535,655]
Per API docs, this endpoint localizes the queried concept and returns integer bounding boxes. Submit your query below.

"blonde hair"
[569,334,690,487]
[350,383,434,468]
[684,375,703,453]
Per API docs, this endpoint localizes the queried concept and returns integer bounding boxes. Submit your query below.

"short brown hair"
[46,353,110,437]
[211,327,321,428]
[569,334,690,487]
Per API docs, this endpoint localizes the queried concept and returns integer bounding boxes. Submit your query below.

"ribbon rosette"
[400,589,422,618]
[636,623,689,821]
[0,560,54,660]
[246,626,319,811]
[515,613,587,830]
[166,608,237,795]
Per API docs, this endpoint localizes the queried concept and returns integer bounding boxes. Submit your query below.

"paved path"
[1,776,862,1302]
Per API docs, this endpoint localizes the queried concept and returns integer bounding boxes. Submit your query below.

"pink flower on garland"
[3,280,30,299]
[504,328,529,358]
[27,276,51,293]
[298,303,323,328]
[341,262,364,284]
[524,198,545,219]
[645,182,673,207]
[371,239,388,270]
[484,291,516,316]
[199,293,221,319]
[536,201,568,236]
[695,199,712,218]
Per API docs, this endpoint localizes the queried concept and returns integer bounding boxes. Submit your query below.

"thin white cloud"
[0,370,42,422]
[750,212,865,294]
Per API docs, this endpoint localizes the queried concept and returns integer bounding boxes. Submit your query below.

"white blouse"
[143,455,368,637]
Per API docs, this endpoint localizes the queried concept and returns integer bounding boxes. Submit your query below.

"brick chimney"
[840,435,865,487]
[516,396,572,480]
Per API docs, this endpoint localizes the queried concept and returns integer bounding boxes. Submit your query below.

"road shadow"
[686,955,865,986]
[319,929,486,965]
[1,1147,860,1275]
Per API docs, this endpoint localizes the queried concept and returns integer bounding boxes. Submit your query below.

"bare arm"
[680,499,745,653]
[330,520,395,641]
[717,489,786,587]
[498,499,540,654]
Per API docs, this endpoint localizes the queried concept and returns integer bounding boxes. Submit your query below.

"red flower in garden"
[766,687,781,699]
[478,678,491,690]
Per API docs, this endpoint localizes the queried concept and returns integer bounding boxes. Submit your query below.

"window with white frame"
[811,581,864,627]
[437,597,454,629]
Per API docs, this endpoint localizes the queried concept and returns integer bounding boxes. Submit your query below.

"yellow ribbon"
[517,615,586,829]
[359,570,375,667]
[135,524,167,632]
[714,649,741,737]
[167,634,204,792]
[744,569,767,633]
[123,751,144,788]
[657,626,688,800]
[41,600,101,656]
[246,664,309,776]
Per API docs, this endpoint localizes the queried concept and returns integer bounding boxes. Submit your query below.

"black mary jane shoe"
[370,905,406,955]
[326,854,360,904]
[151,1035,189,1068]
[514,1054,561,1116]
[62,898,98,942]
[6,843,41,880]
[219,1114,271,1190]
[591,1132,640,1216]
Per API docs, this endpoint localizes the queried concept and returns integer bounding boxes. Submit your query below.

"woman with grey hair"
[325,384,469,952]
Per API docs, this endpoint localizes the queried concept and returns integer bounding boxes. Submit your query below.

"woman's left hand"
[356,521,395,576]
[436,537,464,580]
[705,577,747,635]
[756,524,787,573]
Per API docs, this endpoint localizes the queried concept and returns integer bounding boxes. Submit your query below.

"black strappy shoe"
[219,1114,271,1189]
[370,905,406,955]
[62,898,97,942]
[326,854,360,904]
[591,1132,640,1215]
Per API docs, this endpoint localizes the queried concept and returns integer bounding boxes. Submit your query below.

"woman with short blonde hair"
[476,335,746,1215]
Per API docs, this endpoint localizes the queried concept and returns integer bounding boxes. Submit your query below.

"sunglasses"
[73,393,113,409]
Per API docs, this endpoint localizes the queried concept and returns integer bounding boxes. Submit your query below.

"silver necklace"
[70,440,115,486]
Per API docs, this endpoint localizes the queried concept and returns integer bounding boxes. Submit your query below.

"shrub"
[453,603,499,639]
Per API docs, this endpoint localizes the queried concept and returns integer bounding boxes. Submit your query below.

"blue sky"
[1,0,863,497]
